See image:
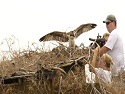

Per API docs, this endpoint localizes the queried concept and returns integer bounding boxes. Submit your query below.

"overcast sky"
[0,0,125,52]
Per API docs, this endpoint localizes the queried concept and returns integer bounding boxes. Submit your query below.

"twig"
[58,76,62,94]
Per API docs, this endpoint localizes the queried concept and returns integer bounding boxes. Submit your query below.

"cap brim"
[103,20,111,23]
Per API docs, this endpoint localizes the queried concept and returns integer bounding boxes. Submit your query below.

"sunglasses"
[106,21,113,25]
[106,22,111,25]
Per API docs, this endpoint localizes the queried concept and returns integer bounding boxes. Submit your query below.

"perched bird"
[39,23,97,50]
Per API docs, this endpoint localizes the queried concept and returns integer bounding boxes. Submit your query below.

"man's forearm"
[100,46,110,56]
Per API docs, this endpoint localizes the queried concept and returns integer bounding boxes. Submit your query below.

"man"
[99,14,125,76]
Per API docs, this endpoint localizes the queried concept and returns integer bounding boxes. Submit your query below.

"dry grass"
[0,37,125,94]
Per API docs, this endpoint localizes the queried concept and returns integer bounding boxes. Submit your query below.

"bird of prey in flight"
[39,23,97,49]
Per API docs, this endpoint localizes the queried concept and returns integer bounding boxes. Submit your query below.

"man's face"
[106,21,114,33]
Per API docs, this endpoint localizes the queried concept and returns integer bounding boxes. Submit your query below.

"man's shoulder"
[110,29,120,37]
[111,29,117,34]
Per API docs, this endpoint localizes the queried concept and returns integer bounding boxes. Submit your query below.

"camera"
[89,33,105,49]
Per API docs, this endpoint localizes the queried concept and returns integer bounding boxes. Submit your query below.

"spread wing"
[73,23,97,38]
[39,31,69,42]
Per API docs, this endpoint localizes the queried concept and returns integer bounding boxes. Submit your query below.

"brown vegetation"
[0,37,125,94]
